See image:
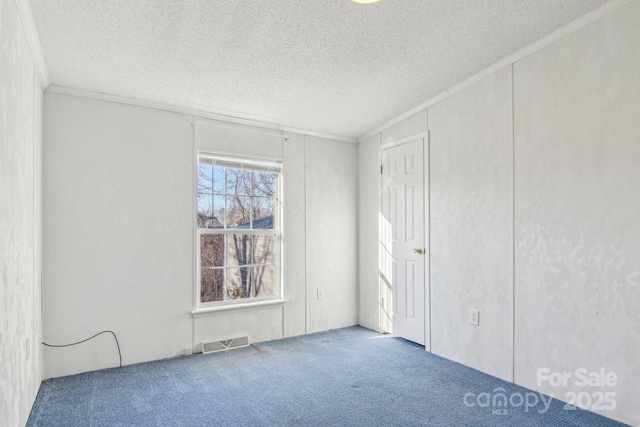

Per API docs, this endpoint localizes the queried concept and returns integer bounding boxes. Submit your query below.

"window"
[196,153,282,306]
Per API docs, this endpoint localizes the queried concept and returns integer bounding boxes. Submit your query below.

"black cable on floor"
[42,330,122,368]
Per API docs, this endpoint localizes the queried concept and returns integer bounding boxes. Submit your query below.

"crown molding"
[46,85,358,144]
[14,0,49,89]
[357,0,634,142]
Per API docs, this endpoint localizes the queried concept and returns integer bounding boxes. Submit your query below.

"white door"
[381,138,426,345]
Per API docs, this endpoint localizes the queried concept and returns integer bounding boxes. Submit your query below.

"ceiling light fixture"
[351,0,381,4]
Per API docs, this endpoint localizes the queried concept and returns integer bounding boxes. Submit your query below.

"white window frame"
[195,151,283,309]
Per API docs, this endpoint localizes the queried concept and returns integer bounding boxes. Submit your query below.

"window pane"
[226,266,252,299]
[197,163,213,193]
[253,172,275,197]
[226,168,251,196]
[252,197,274,229]
[213,166,225,194]
[252,235,276,265]
[201,268,224,303]
[253,265,277,298]
[200,234,224,267]
[226,196,251,227]
[225,234,252,267]
[212,195,225,228]
[197,195,214,228]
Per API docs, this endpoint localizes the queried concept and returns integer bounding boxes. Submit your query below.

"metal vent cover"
[202,336,250,354]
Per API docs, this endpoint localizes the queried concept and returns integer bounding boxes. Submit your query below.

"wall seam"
[304,136,308,335]
[192,116,197,352]
[281,136,286,339]
[356,144,361,326]
[426,109,432,353]
[510,64,516,384]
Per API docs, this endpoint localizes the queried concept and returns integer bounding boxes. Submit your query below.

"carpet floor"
[27,326,626,426]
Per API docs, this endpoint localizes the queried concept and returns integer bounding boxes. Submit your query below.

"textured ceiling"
[30,0,611,139]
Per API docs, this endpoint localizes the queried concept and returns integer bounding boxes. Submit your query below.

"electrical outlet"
[185,346,193,356]
[469,309,479,326]
[317,289,325,300]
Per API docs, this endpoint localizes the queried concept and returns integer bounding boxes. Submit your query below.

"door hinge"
[380,165,383,174]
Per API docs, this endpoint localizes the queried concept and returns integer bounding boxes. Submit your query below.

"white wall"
[43,93,358,378]
[282,132,307,337]
[513,2,640,424]
[0,0,45,425]
[43,95,194,378]
[358,1,640,424]
[380,111,427,146]
[305,136,358,333]
[357,133,381,332]
[429,67,513,381]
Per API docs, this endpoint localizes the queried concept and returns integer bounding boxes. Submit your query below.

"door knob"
[413,248,424,254]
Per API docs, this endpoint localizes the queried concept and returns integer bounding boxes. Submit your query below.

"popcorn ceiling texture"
[29,0,610,138]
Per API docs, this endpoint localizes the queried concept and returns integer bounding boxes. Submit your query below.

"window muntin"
[196,153,281,305]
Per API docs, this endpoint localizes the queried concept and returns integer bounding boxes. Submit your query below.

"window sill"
[191,299,287,318]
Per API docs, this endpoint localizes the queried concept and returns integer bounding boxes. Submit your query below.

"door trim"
[424,131,431,352]
[380,136,429,346]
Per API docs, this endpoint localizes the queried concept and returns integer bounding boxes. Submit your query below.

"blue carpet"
[28,326,626,426]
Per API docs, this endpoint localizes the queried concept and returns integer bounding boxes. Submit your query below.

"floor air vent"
[202,336,250,354]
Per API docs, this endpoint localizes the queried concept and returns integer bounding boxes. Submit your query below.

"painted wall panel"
[380,110,427,146]
[282,132,306,337]
[195,306,284,345]
[513,2,640,425]
[428,66,513,381]
[0,0,44,424]
[357,133,382,332]
[43,94,194,378]
[305,136,358,333]
[195,118,284,158]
